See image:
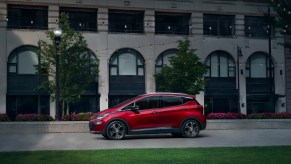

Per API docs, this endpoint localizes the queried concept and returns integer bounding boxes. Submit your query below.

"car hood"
[93,108,120,116]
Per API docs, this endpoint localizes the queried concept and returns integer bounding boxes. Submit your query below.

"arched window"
[7,45,49,119]
[205,51,235,77]
[65,48,99,77]
[109,48,144,76]
[8,46,39,74]
[65,48,100,113]
[245,52,273,78]
[155,49,177,73]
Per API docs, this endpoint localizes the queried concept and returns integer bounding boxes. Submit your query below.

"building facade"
[0,0,287,119]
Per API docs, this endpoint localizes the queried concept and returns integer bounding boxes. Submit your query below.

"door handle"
[181,108,187,110]
[152,111,159,114]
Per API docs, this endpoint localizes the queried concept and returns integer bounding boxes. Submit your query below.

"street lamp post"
[53,25,62,121]
[267,7,273,90]
[237,46,242,113]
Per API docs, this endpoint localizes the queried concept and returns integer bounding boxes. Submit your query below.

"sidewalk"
[1,129,291,152]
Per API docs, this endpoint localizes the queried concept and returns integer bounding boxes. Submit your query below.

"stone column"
[0,2,7,113]
[144,10,156,93]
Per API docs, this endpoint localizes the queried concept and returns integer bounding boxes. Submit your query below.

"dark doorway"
[204,96,238,115]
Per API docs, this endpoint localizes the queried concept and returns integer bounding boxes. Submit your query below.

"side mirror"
[131,105,140,114]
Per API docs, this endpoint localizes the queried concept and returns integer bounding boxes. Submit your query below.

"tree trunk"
[62,100,65,116]
[66,103,70,115]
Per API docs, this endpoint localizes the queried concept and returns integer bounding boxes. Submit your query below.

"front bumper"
[201,123,207,130]
[89,121,105,134]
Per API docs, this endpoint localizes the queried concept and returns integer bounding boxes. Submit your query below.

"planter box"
[207,119,291,130]
[1,119,291,133]
[0,121,88,133]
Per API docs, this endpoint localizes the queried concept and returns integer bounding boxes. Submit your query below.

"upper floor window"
[109,10,144,33]
[245,16,270,38]
[110,49,144,76]
[246,52,273,78]
[155,49,177,73]
[155,12,190,35]
[203,14,235,37]
[8,46,39,74]
[205,51,235,78]
[60,7,97,32]
[7,5,48,29]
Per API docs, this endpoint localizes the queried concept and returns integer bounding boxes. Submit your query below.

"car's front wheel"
[106,121,127,140]
[181,119,200,138]
[101,134,109,139]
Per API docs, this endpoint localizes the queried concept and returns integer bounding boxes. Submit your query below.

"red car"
[89,93,206,140]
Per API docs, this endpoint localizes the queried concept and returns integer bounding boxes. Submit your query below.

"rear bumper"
[90,131,102,134]
[201,123,207,130]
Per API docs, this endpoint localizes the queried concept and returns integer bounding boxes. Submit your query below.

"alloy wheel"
[182,120,200,138]
[106,121,126,140]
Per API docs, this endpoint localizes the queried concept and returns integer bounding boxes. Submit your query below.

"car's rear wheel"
[106,121,127,140]
[181,119,200,138]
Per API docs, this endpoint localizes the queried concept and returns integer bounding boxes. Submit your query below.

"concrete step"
[1,119,291,134]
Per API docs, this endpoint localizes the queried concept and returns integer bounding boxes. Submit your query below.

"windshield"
[112,95,141,108]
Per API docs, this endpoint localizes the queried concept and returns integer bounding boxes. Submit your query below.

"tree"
[36,13,99,115]
[155,38,208,95]
[270,0,291,50]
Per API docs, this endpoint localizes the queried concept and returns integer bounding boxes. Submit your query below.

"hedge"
[207,112,291,119]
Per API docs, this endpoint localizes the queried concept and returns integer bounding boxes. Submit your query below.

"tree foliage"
[270,0,291,50]
[36,13,99,115]
[155,38,207,95]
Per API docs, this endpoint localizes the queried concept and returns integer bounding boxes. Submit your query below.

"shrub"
[61,112,93,121]
[207,112,246,119]
[75,112,93,121]
[276,112,291,119]
[0,113,11,122]
[61,114,76,121]
[207,112,291,119]
[15,114,54,121]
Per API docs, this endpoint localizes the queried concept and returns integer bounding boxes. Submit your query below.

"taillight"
[198,105,204,114]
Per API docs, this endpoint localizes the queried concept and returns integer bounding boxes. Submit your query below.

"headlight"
[91,115,98,120]
[97,113,109,120]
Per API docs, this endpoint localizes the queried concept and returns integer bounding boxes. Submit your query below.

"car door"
[124,96,160,131]
[157,96,185,127]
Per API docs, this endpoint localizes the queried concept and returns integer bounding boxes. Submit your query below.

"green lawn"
[1,146,291,164]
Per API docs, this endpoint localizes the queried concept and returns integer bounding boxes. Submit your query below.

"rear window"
[161,96,194,108]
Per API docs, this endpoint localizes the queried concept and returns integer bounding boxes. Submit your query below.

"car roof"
[141,92,196,98]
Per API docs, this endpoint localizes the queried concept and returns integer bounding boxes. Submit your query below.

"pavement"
[1,129,291,152]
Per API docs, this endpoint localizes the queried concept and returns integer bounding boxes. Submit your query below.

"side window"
[161,96,183,108]
[135,96,159,110]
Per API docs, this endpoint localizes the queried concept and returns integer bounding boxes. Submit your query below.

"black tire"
[171,132,182,138]
[102,134,109,139]
[106,121,127,140]
[181,119,200,138]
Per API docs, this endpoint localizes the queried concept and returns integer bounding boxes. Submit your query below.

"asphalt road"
[1,129,291,152]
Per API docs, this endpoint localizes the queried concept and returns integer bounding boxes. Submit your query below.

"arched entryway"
[6,45,49,119]
[246,52,275,114]
[204,50,238,114]
[68,48,100,113]
[108,48,145,107]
